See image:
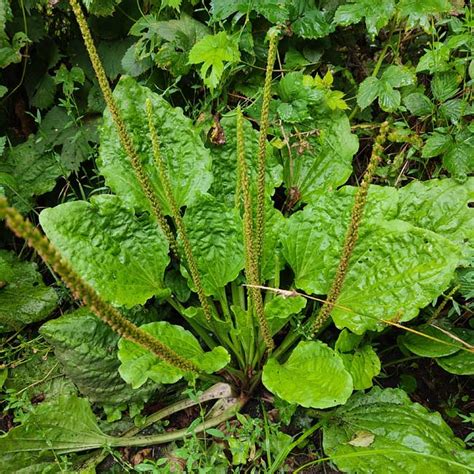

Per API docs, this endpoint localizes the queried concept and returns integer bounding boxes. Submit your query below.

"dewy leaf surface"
[323,387,473,473]
[40,307,158,405]
[0,250,58,332]
[99,76,212,215]
[118,321,230,388]
[282,113,358,202]
[40,194,170,308]
[181,194,244,296]
[262,341,353,409]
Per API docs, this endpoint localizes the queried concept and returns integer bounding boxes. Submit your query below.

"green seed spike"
[255,29,279,277]
[68,0,177,256]
[311,121,390,335]
[0,197,199,374]
[236,107,274,351]
[145,99,213,323]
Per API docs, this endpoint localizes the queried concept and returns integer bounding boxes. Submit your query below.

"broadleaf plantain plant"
[1,0,473,470]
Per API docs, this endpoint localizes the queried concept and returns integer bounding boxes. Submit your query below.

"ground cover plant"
[0,0,473,472]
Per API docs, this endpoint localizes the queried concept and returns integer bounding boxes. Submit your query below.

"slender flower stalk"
[146,99,212,322]
[236,107,274,350]
[311,121,390,335]
[0,197,199,373]
[68,0,177,255]
[255,30,279,275]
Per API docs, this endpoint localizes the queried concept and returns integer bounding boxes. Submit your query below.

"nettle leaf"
[443,128,474,180]
[291,9,334,39]
[400,325,464,358]
[0,395,114,470]
[99,76,212,215]
[40,195,170,308]
[323,387,474,473]
[396,178,474,260]
[422,132,453,158]
[40,307,158,405]
[332,221,462,333]
[181,194,244,296]
[0,250,58,333]
[397,0,453,32]
[282,186,399,295]
[334,0,396,37]
[118,321,230,387]
[188,31,240,90]
[282,113,358,203]
[208,114,282,206]
[416,42,451,73]
[263,341,353,408]
[357,76,380,110]
[431,71,460,102]
[403,92,434,116]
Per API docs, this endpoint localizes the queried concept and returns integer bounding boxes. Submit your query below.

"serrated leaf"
[377,81,401,112]
[40,307,158,405]
[99,76,212,215]
[118,321,230,387]
[323,387,474,473]
[381,65,416,88]
[29,74,56,110]
[403,92,434,116]
[431,71,460,102]
[0,250,58,333]
[416,42,451,73]
[291,9,334,39]
[443,128,474,179]
[188,31,240,89]
[262,341,353,408]
[357,76,380,109]
[422,132,453,158]
[397,0,452,32]
[334,0,395,37]
[282,113,358,202]
[40,195,170,307]
[400,325,464,358]
[339,344,381,390]
[83,0,121,16]
[181,194,244,296]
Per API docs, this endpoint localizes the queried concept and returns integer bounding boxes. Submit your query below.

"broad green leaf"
[431,71,460,102]
[334,0,396,37]
[416,42,451,73]
[377,81,401,112]
[282,186,399,295]
[188,31,240,89]
[332,221,462,333]
[291,9,334,39]
[99,76,212,215]
[422,132,453,158]
[29,74,56,110]
[396,178,474,259]
[181,194,244,296]
[262,341,353,408]
[400,325,463,358]
[443,128,474,180]
[0,136,65,212]
[40,195,170,308]
[82,0,121,16]
[436,329,474,375]
[0,250,58,333]
[339,344,381,390]
[118,321,230,388]
[403,93,434,116]
[323,387,473,473]
[381,65,416,88]
[208,114,282,206]
[397,0,453,32]
[265,294,307,334]
[0,396,114,471]
[439,98,465,124]
[282,113,358,203]
[40,307,158,405]
[357,76,380,109]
